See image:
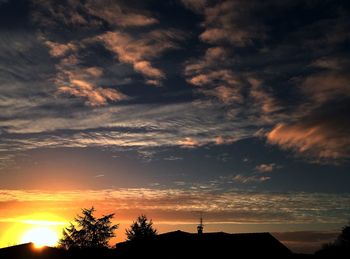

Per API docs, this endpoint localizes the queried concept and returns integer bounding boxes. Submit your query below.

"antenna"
[197,212,204,235]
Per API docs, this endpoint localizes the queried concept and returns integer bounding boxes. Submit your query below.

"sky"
[0,0,350,254]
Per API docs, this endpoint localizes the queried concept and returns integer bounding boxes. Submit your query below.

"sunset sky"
[0,0,350,254]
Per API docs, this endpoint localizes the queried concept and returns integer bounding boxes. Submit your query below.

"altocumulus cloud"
[0,188,349,224]
[182,0,350,162]
[0,0,349,166]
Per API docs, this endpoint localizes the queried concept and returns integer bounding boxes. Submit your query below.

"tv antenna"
[197,212,204,235]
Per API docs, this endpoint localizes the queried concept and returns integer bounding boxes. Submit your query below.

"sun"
[21,227,59,248]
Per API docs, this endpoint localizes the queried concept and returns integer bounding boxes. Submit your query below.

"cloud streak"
[0,188,349,224]
[97,30,184,85]
[255,163,278,173]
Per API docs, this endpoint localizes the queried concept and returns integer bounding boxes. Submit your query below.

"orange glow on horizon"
[0,213,66,248]
[21,226,59,248]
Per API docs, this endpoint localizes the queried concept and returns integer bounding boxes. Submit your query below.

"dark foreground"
[0,231,348,259]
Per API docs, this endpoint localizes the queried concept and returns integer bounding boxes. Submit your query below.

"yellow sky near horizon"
[0,188,346,251]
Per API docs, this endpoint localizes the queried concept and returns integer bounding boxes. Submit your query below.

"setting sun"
[21,227,59,248]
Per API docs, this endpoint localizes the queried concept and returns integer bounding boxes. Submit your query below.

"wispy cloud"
[0,0,349,166]
[255,163,279,173]
[43,40,78,58]
[178,137,199,148]
[267,116,350,162]
[181,0,350,163]
[97,30,184,85]
[0,188,349,224]
[233,174,271,184]
[84,0,158,27]
[181,0,207,13]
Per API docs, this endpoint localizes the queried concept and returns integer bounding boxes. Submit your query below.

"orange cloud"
[178,137,199,148]
[55,66,127,106]
[97,30,182,84]
[205,46,227,60]
[188,74,211,86]
[301,73,350,103]
[198,1,264,46]
[84,67,104,78]
[267,121,350,161]
[214,136,237,145]
[255,163,277,173]
[187,70,239,87]
[248,77,280,114]
[200,28,228,43]
[214,85,241,104]
[215,136,224,145]
[44,40,78,58]
[134,61,164,79]
[186,69,242,104]
[59,80,127,106]
[85,0,158,27]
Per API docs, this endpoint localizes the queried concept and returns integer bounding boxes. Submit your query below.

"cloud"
[301,72,350,104]
[311,57,342,70]
[181,0,207,13]
[186,69,243,104]
[97,30,183,84]
[84,0,158,27]
[163,156,183,161]
[1,188,349,224]
[134,61,164,79]
[55,65,127,106]
[248,78,281,114]
[43,40,78,58]
[178,137,199,148]
[58,83,127,106]
[233,174,271,184]
[31,0,90,28]
[198,1,265,46]
[255,163,278,173]
[84,67,104,78]
[266,59,350,161]
[264,39,350,162]
[267,105,350,162]
[215,136,224,145]
[32,0,158,28]
[1,0,350,166]
[32,0,183,87]
[182,0,281,126]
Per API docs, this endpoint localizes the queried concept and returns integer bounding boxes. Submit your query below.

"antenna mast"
[197,213,204,235]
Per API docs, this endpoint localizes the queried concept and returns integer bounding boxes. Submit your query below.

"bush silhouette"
[337,223,350,247]
[125,214,157,241]
[316,222,350,257]
[59,207,118,249]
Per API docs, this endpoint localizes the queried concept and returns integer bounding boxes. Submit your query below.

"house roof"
[116,230,292,258]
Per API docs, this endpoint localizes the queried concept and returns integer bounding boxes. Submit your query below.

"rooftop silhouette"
[116,230,293,258]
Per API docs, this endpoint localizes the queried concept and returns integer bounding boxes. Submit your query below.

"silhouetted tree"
[316,222,350,257]
[59,207,118,249]
[336,223,350,247]
[126,214,157,241]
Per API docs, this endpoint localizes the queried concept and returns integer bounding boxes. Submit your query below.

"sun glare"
[21,227,59,248]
